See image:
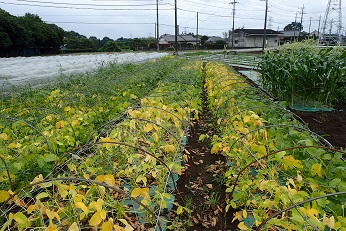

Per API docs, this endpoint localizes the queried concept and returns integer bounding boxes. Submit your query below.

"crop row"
[204,62,346,230]
[0,57,182,191]
[0,58,203,230]
[259,42,346,107]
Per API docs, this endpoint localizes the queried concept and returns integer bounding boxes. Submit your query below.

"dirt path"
[177,75,237,230]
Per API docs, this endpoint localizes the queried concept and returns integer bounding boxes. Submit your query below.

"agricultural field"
[0,52,168,92]
[0,48,345,231]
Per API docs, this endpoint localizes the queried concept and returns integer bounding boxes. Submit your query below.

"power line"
[47,21,155,25]
[0,1,173,10]
[14,0,167,7]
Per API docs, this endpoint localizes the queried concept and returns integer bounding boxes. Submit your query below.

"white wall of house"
[230,36,279,48]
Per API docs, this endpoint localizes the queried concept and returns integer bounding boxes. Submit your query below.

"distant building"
[159,34,198,50]
[229,29,282,48]
[206,36,225,44]
[278,30,302,43]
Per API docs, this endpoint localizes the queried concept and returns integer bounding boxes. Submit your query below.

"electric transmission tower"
[321,0,342,45]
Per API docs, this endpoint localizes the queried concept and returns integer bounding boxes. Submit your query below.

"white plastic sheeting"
[0,52,168,90]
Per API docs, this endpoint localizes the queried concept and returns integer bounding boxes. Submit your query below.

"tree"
[284,22,303,31]
[99,41,121,52]
[0,9,64,56]
[99,36,113,47]
[200,35,209,49]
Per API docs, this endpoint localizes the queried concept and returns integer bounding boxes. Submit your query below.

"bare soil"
[291,103,346,149]
[177,84,238,230]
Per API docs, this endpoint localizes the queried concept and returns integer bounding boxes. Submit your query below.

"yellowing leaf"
[64,106,71,112]
[27,205,36,214]
[311,163,323,177]
[89,210,106,226]
[144,124,153,133]
[199,134,206,141]
[13,212,30,229]
[283,156,303,170]
[73,194,85,203]
[31,174,44,184]
[46,209,55,220]
[136,176,147,187]
[100,137,117,149]
[243,210,248,218]
[131,188,149,198]
[101,219,113,231]
[55,120,67,129]
[238,222,249,230]
[68,222,79,231]
[100,137,116,144]
[114,225,125,231]
[0,133,9,140]
[217,118,222,125]
[306,208,319,218]
[323,216,335,229]
[153,132,159,143]
[95,174,116,187]
[119,219,134,231]
[130,94,138,99]
[89,198,104,212]
[211,142,222,154]
[176,206,183,215]
[0,190,10,203]
[8,142,21,149]
[75,202,88,215]
[163,144,176,153]
[47,221,58,231]
[243,116,251,123]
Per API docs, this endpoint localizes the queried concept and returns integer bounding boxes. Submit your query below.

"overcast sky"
[1,0,345,40]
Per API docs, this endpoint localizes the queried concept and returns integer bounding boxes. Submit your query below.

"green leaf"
[13,212,31,229]
[176,206,183,215]
[275,151,286,160]
[330,178,341,187]
[36,192,50,200]
[43,154,58,162]
[305,139,314,146]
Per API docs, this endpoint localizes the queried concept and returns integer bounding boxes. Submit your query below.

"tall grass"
[259,41,346,107]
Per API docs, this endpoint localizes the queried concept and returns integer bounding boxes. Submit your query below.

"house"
[159,34,199,50]
[278,30,302,43]
[206,36,225,44]
[229,29,282,48]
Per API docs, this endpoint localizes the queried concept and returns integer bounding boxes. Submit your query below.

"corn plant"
[259,42,346,107]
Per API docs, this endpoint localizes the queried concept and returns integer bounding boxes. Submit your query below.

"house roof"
[233,29,282,36]
[159,34,197,43]
[279,30,301,37]
[206,36,225,43]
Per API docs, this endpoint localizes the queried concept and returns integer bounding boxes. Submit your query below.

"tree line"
[63,31,155,53]
[0,9,64,57]
[0,9,156,57]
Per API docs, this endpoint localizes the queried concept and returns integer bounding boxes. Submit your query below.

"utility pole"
[298,5,306,38]
[196,12,199,50]
[294,12,298,40]
[156,0,159,51]
[317,15,322,44]
[261,0,268,51]
[174,0,178,54]
[231,0,239,49]
[309,17,312,34]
